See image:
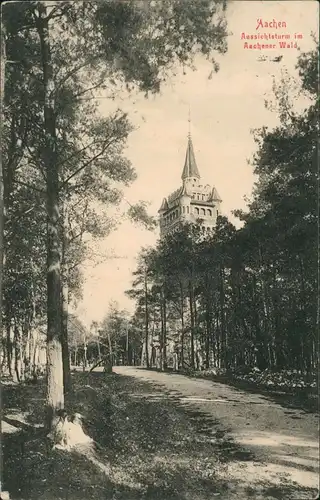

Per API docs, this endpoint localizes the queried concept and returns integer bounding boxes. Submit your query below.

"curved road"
[113,366,319,499]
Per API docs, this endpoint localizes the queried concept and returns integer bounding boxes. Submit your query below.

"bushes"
[193,367,317,393]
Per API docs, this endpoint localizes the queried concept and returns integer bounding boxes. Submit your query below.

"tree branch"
[72,79,108,100]
[54,56,101,96]
[57,136,104,170]
[24,145,47,181]
[13,179,46,194]
[46,3,71,22]
[59,137,118,189]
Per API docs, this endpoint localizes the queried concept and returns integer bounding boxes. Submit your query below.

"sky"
[73,0,319,328]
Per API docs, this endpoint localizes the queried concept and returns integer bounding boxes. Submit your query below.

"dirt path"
[113,366,319,499]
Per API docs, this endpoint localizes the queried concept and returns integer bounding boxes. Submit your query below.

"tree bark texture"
[0,19,6,382]
[36,3,64,431]
[61,199,71,394]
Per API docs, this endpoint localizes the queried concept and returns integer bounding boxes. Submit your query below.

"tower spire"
[181,108,200,181]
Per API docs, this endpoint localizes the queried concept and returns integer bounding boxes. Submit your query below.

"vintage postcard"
[1,0,318,499]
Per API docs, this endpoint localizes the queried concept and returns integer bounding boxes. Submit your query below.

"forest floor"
[2,367,319,500]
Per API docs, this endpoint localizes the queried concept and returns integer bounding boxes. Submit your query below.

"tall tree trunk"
[6,318,12,377]
[215,309,221,368]
[0,18,6,382]
[160,295,164,370]
[270,265,287,369]
[159,287,167,371]
[205,294,211,369]
[24,326,31,379]
[258,246,272,369]
[144,269,149,368]
[61,199,71,394]
[162,286,167,370]
[32,340,38,376]
[252,274,268,370]
[83,331,88,370]
[299,255,312,374]
[179,280,185,368]
[13,324,21,383]
[125,322,129,365]
[188,280,195,370]
[36,3,64,431]
[104,332,112,372]
[97,338,101,360]
[219,264,227,369]
[0,335,7,373]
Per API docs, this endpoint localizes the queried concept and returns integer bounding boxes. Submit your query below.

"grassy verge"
[2,371,230,499]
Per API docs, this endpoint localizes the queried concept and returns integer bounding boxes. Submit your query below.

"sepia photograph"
[0,0,318,499]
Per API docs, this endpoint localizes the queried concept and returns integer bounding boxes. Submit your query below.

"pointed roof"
[181,135,200,180]
[211,186,222,202]
[158,197,169,213]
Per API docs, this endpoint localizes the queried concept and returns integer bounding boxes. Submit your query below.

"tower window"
[186,206,189,214]
[201,208,205,216]
[183,206,185,214]
[207,209,212,216]
[197,194,200,200]
[194,207,199,215]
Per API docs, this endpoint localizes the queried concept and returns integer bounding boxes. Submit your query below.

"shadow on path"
[2,372,318,500]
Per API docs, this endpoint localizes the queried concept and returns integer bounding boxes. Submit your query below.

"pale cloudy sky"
[74,0,318,327]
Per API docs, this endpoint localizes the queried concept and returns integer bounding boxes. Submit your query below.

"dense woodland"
[0,0,317,447]
[127,45,318,376]
[0,0,229,437]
